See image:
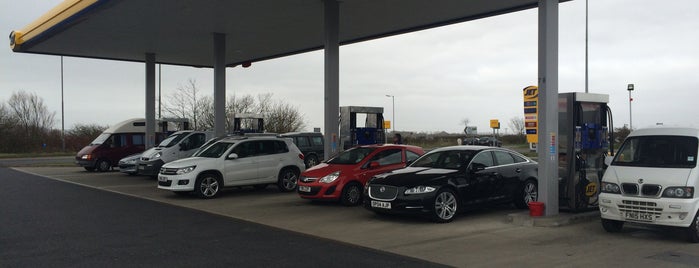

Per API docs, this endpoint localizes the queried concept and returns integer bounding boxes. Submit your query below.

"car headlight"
[175,166,196,175]
[81,154,91,160]
[319,171,340,184]
[662,187,694,198]
[404,186,436,195]
[600,182,620,194]
[153,152,162,159]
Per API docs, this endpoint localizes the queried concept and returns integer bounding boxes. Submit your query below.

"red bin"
[529,202,544,217]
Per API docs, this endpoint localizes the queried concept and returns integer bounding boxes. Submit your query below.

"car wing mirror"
[369,161,380,169]
[227,153,239,160]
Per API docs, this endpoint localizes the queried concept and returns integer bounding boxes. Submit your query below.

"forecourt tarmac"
[11,166,699,267]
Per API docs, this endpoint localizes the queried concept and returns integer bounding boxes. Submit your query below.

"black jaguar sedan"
[363,145,538,223]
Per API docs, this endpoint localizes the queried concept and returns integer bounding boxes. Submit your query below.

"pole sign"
[523,85,539,143]
[490,119,500,129]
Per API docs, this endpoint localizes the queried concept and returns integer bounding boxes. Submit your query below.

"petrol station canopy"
[10,0,567,216]
[11,0,556,67]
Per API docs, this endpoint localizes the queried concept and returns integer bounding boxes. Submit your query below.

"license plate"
[158,176,168,182]
[624,211,654,222]
[298,185,311,192]
[371,200,391,209]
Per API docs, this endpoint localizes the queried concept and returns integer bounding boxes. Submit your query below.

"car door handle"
[515,168,522,173]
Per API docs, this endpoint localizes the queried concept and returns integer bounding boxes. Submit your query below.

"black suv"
[280,132,324,167]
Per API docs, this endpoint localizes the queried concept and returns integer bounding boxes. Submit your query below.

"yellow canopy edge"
[10,0,99,50]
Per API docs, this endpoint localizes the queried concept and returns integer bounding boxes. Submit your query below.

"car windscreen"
[90,133,111,145]
[327,147,376,164]
[196,141,235,158]
[410,150,476,169]
[157,132,188,148]
[612,135,698,168]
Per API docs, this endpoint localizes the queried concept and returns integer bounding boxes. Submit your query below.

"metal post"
[213,33,226,136]
[60,56,65,152]
[585,0,588,93]
[158,64,161,119]
[145,53,156,149]
[628,84,634,130]
[385,94,394,132]
[538,0,560,216]
[323,0,340,160]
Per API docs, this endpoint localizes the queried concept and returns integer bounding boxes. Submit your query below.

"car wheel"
[687,211,699,243]
[277,168,299,192]
[96,160,111,172]
[84,167,95,172]
[601,218,624,233]
[195,174,221,199]
[431,188,458,223]
[515,179,538,209]
[340,182,362,206]
[305,155,319,168]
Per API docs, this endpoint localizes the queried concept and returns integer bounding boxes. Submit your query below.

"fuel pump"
[339,106,386,150]
[558,93,613,212]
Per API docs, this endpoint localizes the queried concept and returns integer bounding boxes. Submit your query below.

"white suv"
[157,136,305,198]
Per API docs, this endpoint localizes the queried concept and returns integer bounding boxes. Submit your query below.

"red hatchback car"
[297,144,425,206]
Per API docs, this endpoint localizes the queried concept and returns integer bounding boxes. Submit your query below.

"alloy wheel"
[199,177,219,198]
[434,191,458,221]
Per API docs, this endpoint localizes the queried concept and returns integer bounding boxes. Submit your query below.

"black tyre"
[195,173,221,199]
[601,218,624,233]
[340,182,362,206]
[514,179,538,209]
[687,211,699,243]
[277,168,299,192]
[431,188,458,223]
[305,155,319,168]
[96,160,111,172]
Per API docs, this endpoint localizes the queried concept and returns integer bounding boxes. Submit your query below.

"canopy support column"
[213,33,226,136]
[537,0,560,216]
[323,0,340,160]
[145,53,156,149]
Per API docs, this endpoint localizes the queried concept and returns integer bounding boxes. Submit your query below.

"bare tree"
[7,91,55,135]
[162,79,209,130]
[264,100,306,133]
[509,116,525,136]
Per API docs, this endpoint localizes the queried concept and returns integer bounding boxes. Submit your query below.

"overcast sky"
[2,0,698,134]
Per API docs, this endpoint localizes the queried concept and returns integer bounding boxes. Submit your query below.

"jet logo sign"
[522,85,539,143]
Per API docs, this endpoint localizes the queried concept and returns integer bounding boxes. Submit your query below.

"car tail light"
[298,153,305,160]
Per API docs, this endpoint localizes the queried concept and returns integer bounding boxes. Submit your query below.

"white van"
[599,127,699,243]
[136,130,213,176]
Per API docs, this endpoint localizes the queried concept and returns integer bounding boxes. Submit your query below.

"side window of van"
[191,133,206,149]
[109,134,126,147]
[133,134,145,146]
